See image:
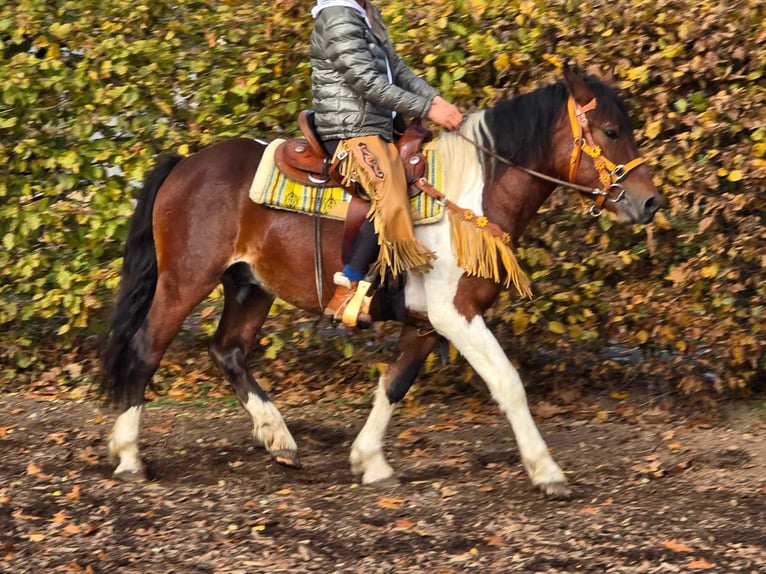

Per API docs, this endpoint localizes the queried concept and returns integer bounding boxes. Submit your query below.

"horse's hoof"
[365,476,401,488]
[113,468,147,482]
[538,481,572,500]
[272,449,302,469]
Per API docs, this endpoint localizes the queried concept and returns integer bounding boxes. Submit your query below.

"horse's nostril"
[644,195,660,215]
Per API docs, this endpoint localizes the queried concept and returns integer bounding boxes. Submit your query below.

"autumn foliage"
[1,0,763,394]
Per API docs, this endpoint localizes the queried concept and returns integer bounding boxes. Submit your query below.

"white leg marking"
[242,392,297,454]
[350,380,395,484]
[430,304,565,487]
[108,405,145,476]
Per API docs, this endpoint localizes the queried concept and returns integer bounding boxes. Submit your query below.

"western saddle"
[274,110,431,197]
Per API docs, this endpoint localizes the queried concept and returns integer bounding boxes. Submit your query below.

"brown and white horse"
[100,68,661,498]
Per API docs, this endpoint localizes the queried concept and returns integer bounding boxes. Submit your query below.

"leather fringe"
[447,209,532,298]
[337,139,435,279]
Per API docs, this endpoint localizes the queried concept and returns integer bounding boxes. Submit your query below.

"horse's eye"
[604,128,619,141]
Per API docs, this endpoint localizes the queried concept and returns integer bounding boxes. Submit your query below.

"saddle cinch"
[274,110,432,262]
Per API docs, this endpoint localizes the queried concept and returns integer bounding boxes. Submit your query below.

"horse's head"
[559,66,662,224]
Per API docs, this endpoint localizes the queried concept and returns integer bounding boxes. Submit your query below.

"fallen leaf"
[275,488,292,495]
[78,447,99,465]
[51,509,69,524]
[66,485,81,501]
[148,425,171,434]
[26,462,42,476]
[377,497,405,510]
[440,486,458,498]
[662,539,695,553]
[532,401,567,419]
[45,432,68,445]
[61,523,82,536]
[394,518,414,530]
[580,506,599,514]
[688,558,714,569]
[28,534,45,542]
[486,534,506,547]
[0,425,16,438]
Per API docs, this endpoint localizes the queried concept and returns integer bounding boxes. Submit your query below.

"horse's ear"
[563,63,595,106]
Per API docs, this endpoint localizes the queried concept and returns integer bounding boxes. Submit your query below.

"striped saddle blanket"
[248,139,444,224]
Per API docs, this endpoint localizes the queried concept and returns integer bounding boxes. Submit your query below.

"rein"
[456,96,645,216]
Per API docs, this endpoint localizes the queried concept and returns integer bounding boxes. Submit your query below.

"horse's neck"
[484,168,556,243]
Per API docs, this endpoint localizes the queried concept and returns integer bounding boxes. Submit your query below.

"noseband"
[567,96,645,216]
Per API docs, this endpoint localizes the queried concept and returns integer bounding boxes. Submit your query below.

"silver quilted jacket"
[310,6,439,141]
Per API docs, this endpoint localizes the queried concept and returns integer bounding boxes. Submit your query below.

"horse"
[100,67,662,499]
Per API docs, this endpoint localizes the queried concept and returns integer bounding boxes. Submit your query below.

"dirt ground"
[1,383,765,574]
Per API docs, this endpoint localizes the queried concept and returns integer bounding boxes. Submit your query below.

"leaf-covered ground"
[2,385,764,573]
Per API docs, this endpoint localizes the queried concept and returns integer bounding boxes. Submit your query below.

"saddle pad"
[249,139,444,224]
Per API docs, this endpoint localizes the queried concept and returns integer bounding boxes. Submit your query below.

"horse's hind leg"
[209,263,300,468]
[350,325,440,484]
[108,273,220,480]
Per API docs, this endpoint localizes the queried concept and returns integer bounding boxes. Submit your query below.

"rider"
[310,0,463,325]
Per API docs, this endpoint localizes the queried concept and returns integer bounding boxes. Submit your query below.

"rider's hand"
[427,96,463,130]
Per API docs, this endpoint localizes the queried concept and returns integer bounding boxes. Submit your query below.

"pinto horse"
[100,68,661,499]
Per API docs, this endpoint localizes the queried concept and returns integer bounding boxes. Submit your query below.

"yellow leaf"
[727,169,743,182]
[548,321,566,334]
[423,54,437,64]
[493,53,510,72]
[636,330,649,344]
[610,391,630,401]
[700,264,718,278]
[29,534,45,542]
[645,120,661,139]
[178,144,190,155]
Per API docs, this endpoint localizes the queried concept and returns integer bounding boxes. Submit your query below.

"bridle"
[567,96,645,215]
[456,95,646,216]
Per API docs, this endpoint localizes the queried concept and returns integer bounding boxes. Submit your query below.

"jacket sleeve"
[318,8,435,118]
[385,43,439,103]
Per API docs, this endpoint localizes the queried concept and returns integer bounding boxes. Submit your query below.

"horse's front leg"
[350,325,440,484]
[427,293,570,499]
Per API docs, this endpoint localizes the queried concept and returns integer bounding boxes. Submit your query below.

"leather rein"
[456,96,645,216]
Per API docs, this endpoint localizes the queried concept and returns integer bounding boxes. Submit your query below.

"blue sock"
[342,265,365,282]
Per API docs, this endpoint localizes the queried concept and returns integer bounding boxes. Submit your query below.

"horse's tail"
[99,153,184,405]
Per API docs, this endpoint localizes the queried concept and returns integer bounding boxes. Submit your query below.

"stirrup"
[341,280,372,328]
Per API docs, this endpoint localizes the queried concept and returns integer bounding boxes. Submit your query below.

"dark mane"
[484,76,629,171]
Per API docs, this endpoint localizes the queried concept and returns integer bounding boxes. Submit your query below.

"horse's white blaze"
[108,405,145,475]
[350,380,395,483]
[242,392,297,454]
